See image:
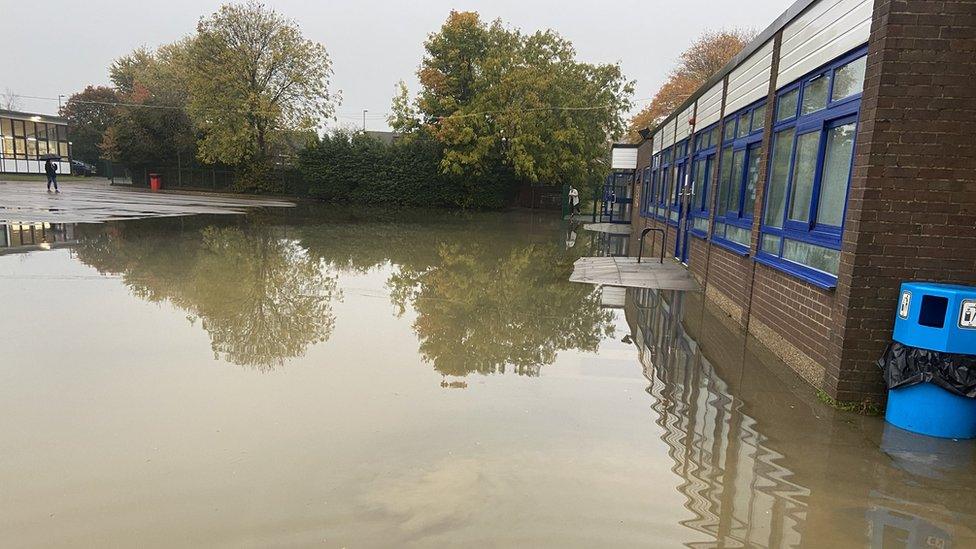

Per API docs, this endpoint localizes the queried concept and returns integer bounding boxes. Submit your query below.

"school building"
[0,109,72,175]
[628,0,976,403]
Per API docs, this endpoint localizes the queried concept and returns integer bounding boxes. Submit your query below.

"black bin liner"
[878,341,976,398]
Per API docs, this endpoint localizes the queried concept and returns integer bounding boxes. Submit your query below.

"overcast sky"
[1,0,791,130]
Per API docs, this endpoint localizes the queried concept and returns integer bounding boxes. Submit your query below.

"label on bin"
[898,291,911,319]
[960,299,976,329]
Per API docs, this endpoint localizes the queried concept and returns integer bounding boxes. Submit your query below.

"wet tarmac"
[0,179,291,224]
[1,206,974,547]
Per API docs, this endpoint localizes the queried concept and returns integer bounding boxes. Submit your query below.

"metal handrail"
[637,227,665,264]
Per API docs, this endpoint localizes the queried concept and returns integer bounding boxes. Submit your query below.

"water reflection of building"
[0,223,77,254]
[626,288,809,548]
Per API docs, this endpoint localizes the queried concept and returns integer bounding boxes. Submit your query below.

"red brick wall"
[829,0,976,402]
[751,263,835,368]
[705,245,751,321]
[688,236,708,282]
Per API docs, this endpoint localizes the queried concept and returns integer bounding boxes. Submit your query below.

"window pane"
[816,122,857,227]
[776,89,798,122]
[764,128,796,228]
[693,217,709,232]
[736,113,750,138]
[801,74,830,115]
[691,160,705,211]
[703,158,714,211]
[709,127,718,148]
[0,118,11,137]
[761,234,782,254]
[743,144,762,217]
[726,225,751,246]
[728,149,745,215]
[717,147,733,215]
[832,56,866,101]
[660,168,669,205]
[60,141,69,158]
[783,239,840,275]
[723,119,735,142]
[788,131,820,222]
[57,124,68,141]
[751,105,766,132]
[25,123,38,157]
[714,222,727,238]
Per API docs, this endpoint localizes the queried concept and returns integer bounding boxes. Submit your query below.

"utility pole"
[363,110,368,132]
[58,94,64,111]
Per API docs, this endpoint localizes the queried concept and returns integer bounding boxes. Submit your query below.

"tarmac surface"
[0,179,293,224]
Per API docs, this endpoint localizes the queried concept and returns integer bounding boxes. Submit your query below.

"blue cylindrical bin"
[883,282,976,439]
[886,383,976,439]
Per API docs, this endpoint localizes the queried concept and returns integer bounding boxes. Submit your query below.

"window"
[758,48,866,287]
[689,123,718,237]
[776,89,798,122]
[0,118,11,158]
[736,112,750,138]
[13,120,26,159]
[832,56,866,101]
[713,100,765,253]
[816,122,857,226]
[801,74,830,115]
[750,104,766,132]
[763,128,795,229]
[723,120,735,141]
[788,131,819,222]
[25,122,37,158]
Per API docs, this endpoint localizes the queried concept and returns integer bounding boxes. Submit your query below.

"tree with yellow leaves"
[626,30,755,142]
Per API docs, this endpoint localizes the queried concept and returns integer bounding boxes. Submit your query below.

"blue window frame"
[655,147,672,219]
[667,139,689,225]
[713,99,766,253]
[640,165,651,216]
[689,122,718,237]
[757,47,867,288]
[641,155,659,218]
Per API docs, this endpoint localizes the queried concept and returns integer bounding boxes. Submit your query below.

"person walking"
[568,185,580,216]
[44,158,59,193]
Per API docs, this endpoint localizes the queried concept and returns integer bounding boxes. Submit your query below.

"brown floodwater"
[1,207,974,548]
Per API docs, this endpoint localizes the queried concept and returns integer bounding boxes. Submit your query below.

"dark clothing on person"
[45,160,58,191]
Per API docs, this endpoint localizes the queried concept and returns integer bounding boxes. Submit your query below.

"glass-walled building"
[0,110,71,175]
[628,0,976,404]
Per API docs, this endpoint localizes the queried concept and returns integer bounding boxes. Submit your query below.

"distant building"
[0,110,71,175]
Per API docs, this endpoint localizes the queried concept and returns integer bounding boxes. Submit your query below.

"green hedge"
[298,130,518,209]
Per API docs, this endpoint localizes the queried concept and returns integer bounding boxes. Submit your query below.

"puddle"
[1,206,973,547]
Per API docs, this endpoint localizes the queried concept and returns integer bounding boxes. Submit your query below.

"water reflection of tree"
[75,221,338,370]
[388,242,615,377]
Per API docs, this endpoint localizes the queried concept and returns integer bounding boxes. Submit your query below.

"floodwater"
[1,207,974,548]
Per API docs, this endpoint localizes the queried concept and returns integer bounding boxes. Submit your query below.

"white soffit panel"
[725,40,774,114]
[778,0,872,86]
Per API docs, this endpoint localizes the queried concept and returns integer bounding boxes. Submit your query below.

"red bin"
[149,173,162,191]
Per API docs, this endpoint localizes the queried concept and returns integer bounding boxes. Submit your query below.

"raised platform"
[570,256,699,291]
[582,223,631,235]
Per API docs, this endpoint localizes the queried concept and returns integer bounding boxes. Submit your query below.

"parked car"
[71,160,97,177]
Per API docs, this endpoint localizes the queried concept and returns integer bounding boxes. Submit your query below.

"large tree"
[626,29,754,142]
[394,11,633,187]
[185,1,336,168]
[100,43,197,171]
[60,86,120,164]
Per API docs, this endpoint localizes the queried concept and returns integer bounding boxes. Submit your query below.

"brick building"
[629,0,976,403]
